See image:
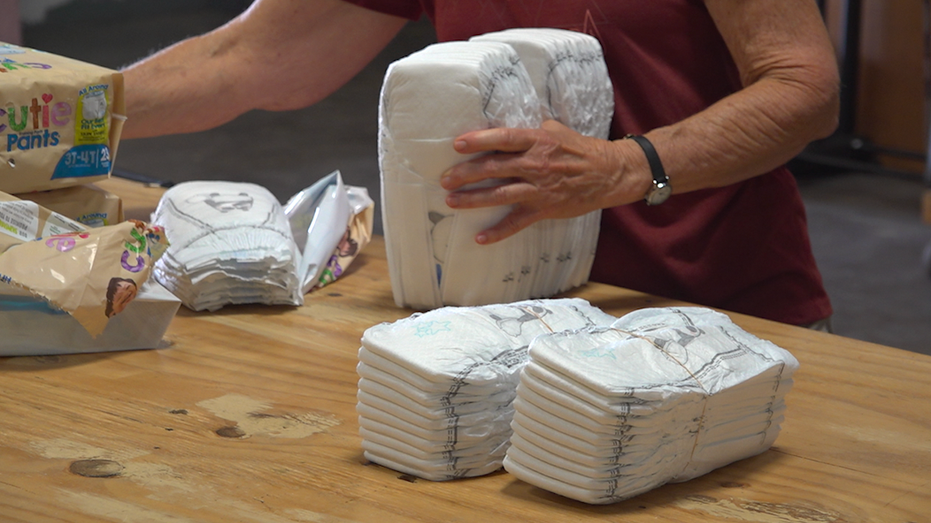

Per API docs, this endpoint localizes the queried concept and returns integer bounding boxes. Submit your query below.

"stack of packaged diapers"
[356,298,616,480]
[1,42,126,229]
[0,42,185,356]
[503,307,799,504]
[378,28,613,310]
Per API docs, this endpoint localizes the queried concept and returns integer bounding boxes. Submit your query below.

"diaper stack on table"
[378,28,613,310]
[356,298,616,481]
[503,307,799,504]
[151,181,303,311]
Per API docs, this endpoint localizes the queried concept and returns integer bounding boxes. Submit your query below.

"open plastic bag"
[285,170,374,293]
[0,191,168,337]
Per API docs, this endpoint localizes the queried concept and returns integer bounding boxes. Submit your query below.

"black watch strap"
[624,134,671,205]
[625,134,667,185]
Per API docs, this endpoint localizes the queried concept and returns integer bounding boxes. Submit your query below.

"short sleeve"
[342,0,424,21]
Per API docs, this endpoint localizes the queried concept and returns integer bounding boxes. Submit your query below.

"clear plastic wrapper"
[284,170,374,293]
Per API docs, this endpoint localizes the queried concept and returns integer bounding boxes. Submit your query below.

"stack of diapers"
[151,181,303,311]
[503,307,799,504]
[356,298,616,480]
[379,28,613,310]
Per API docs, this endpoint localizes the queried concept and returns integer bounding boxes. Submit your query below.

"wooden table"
[1,177,928,522]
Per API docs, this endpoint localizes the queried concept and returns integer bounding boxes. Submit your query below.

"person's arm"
[440,0,839,245]
[120,0,407,139]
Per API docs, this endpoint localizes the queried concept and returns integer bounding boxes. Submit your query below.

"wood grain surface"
[0,177,928,522]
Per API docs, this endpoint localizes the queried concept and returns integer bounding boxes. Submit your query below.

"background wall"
[823,0,928,174]
[20,0,70,25]
[0,0,20,43]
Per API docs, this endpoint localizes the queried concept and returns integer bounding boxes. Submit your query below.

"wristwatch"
[625,134,672,206]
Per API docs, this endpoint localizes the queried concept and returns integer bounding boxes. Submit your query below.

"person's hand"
[440,120,643,245]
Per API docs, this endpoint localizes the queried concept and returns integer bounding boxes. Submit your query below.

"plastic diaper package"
[284,170,374,292]
[16,182,124,227]
[0,41,125,194]
[0,191,168,339]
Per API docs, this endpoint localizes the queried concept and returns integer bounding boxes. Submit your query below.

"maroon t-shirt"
[348,0,832,325]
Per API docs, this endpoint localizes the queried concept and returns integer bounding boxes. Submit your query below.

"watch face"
[645,182,672,206]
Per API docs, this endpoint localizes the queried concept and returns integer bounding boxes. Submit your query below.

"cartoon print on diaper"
[190,192,255,213]
[519,264,531,282]
[414,320,452,338]
[81,89,107,119]
[628,309,706,360]
[487,303,552,337]
[429,211,452,263]
[75,84,110,145]
[175,187,275,224]
[429,211,452,285]
[158,185,284,253]
[579,343,619,361]
[659,325,703,348]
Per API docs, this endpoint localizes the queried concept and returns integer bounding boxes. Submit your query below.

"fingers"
[441,153,519,191]
[443,121,576,190]
[437,120,595,245]
[445,180,533,209]
[442,127,553,190]
[453,127,541,155]
[474,206,541,245]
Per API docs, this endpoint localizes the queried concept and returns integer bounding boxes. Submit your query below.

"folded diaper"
[379,29,612,310]
[356,298,616,480]
[151,180,303,311]
[503,307,799,504]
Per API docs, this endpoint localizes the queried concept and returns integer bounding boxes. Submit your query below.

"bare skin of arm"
[440,0,840,245]
[120,0,407,139]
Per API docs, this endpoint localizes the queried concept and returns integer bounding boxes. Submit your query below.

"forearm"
[601,0,839,205]
[120,0,407,139]
[638,71,839,196]
[120,30,247,138]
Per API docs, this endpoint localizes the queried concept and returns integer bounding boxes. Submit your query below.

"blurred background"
[6,0,931,355]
